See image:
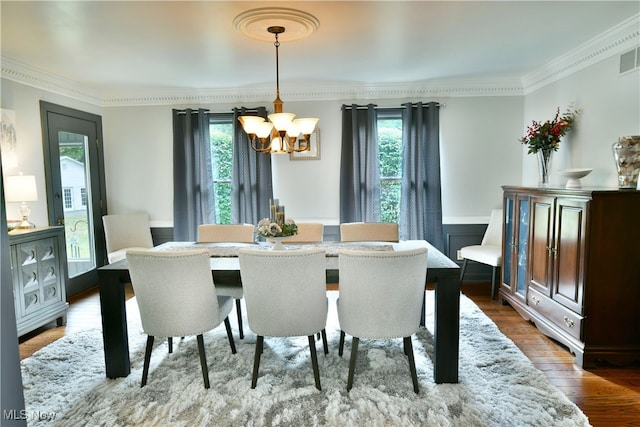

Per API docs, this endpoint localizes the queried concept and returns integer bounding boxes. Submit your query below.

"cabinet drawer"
[528,287,583,341]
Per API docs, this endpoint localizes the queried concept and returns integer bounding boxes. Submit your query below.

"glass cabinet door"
[501,193,530,300]
[515,198,529,297]
[502,195,514,289]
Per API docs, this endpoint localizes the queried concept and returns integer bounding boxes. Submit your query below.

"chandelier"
[238,26,318,154]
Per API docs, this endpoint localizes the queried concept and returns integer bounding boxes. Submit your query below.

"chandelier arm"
[251,136,271,153]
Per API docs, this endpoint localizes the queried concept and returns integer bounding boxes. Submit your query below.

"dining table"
[97,240,461,383]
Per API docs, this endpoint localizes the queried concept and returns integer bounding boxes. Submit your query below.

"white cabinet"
[9,227,68,336]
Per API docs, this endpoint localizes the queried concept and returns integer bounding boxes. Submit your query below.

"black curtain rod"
[342,102,442,110]
[232,107,261,112]
[174,108,210,115]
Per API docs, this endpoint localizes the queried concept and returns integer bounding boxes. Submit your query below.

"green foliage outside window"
[378,119,402,223]
[210,122,233,224]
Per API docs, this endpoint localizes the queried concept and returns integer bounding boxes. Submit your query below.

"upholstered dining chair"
[459,209,503,299]
[282,223,324,243]
[103,213,154,263]
[126,249,237,389]
[197,223,255,339]
[238,248,329,391]
[340,222,399,242]
[197,223,255,243]
[337,247,428,393]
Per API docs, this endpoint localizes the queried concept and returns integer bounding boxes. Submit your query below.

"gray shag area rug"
[21,291,590,426]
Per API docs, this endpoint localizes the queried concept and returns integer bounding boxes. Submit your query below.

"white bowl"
[557,168,593,188]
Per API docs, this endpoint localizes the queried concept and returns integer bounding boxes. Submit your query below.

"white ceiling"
[1,1,638,103]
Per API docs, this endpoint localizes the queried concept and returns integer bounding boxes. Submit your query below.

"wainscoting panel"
[151,228,174,246]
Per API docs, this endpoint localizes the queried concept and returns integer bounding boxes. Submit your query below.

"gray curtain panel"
[339,104,381,223]
[172,108,215,241]
[231,107,274,224]
[400,101,444,251]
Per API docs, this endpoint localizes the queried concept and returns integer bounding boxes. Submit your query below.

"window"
[377,110,403,223]
[63,188,73,209]
[80,187,87,207]
[209,114,233,224]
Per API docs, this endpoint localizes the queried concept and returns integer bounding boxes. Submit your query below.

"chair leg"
[404,336,419,394]
[321,329,329,355]
[251,335,264,389]
[196,334,210,389]
[347,337,359,392]
[308,335,322,391]
[491,266,497,299]
[224,317,237,354]
[459,258,468,284]
[235,299,244,339]
[168,337,173,354]
[141,335,155,388]
[338,330,345,357]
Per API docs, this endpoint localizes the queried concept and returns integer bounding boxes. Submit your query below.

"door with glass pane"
[40,102,107,297]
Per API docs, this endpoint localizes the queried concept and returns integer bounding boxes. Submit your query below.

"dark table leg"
[432,272,460,383]
[98,271,130,378]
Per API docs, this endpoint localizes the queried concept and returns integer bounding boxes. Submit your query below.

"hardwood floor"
[18,282,640,426]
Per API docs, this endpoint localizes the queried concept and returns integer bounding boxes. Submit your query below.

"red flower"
[519,107,581,154]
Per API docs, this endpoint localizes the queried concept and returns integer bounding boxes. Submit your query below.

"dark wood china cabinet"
[500,186,640,368]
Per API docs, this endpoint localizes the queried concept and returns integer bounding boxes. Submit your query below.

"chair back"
[337,247,428,338]
[282,223,324,243]
[126,250,219,338]
[103,214,154,262]
[481,209,503,247]
[340,222,399,242]
[198,224,255,243]
[239,248,327,337]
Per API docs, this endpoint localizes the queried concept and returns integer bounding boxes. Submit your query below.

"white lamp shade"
[5,175,38,203]
[256,121,274,139]
[238,116,265,134]
[268,113,295,131]
[286,122,300,138]
[269,137,287,154]
[294,118,319,135]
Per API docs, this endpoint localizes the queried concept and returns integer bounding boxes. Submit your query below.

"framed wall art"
[290,129,320,160]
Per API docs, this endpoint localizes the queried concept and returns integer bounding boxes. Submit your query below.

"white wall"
[0,79,101,226]
[522,53,640,188]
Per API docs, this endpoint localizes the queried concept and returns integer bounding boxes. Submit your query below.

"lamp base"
[15,218,36,229]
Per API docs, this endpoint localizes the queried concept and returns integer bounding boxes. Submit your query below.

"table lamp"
[5,174,38,229]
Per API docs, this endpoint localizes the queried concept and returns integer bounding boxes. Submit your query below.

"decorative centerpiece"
[556,168,593,189]
[612,136,640,189]
[257,199,298,249]
[519,106,581,187]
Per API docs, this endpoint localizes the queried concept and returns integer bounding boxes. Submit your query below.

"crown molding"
[521,14,640,94]
[1,57,102,105]
[2,15,638,107]
[100,80,525,107]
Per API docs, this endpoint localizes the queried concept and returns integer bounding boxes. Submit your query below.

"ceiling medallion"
[233,7,319,42]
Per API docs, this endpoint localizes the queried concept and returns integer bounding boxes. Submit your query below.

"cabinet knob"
[531,295,540,305]
[563,316,575,328]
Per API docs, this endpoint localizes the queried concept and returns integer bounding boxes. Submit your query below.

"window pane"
[377,116,403,223]
[210,116,233,224]
[63,188,73,209]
